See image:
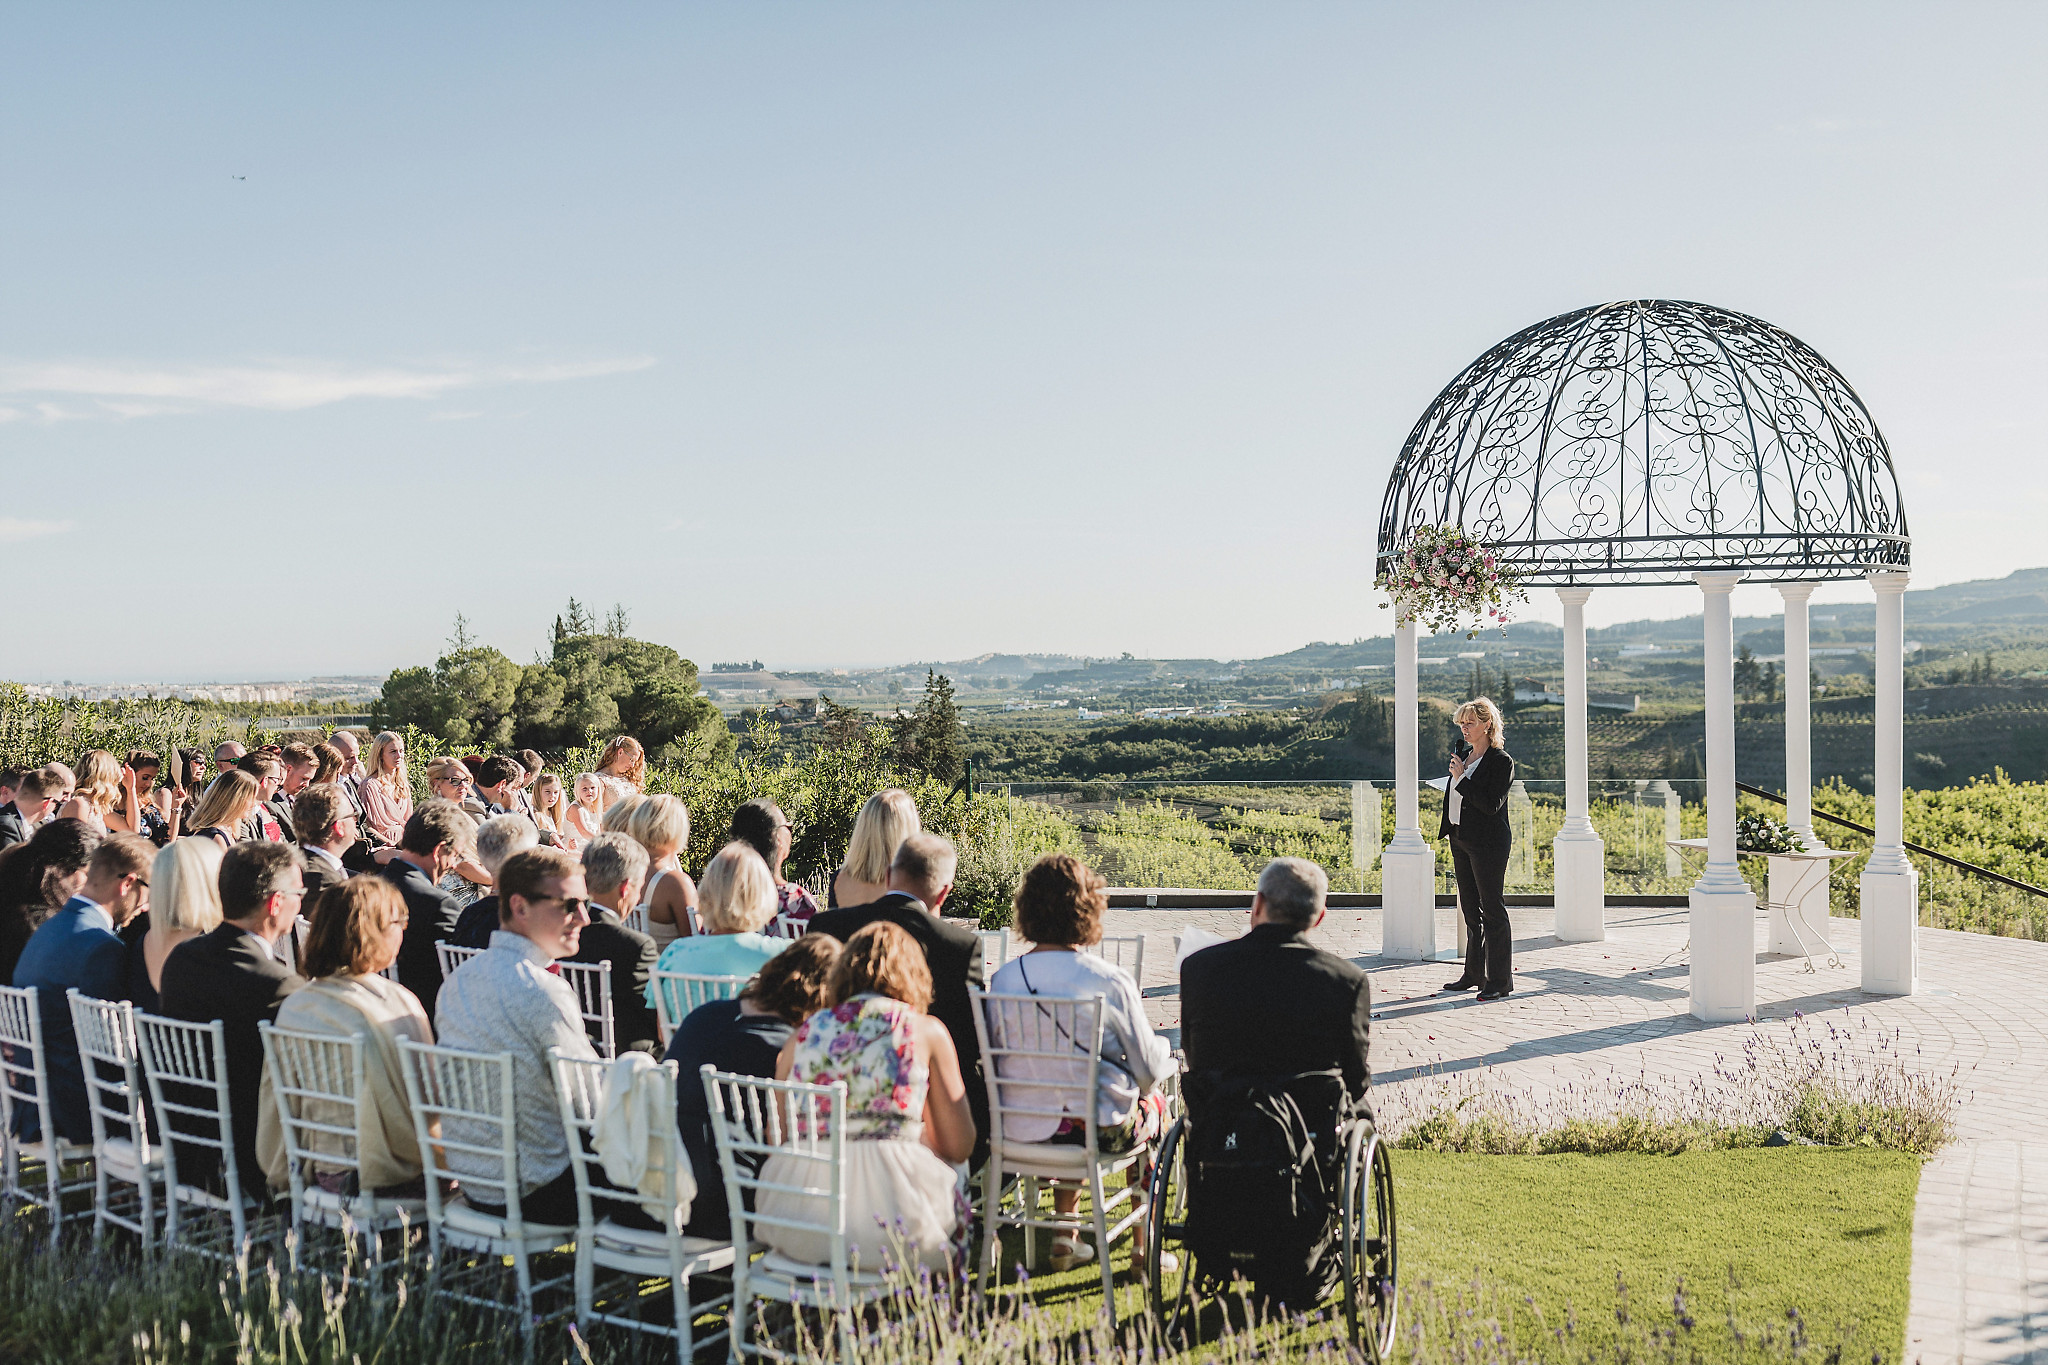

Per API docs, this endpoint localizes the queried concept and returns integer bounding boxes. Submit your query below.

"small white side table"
[1668,839,1858,971]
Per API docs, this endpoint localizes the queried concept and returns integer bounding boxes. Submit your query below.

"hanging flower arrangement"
[1375,524,1528,637]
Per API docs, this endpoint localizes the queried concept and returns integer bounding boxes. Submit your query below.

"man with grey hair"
[570,833,659,1053]
[809,830,987,1155]
[1177,856,1372,1305]
[449,814,542,949]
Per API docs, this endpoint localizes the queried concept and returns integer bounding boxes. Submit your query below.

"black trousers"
[1449,835,1513,991]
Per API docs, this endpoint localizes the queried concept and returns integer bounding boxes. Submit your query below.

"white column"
[1689,570,1756,1021]
[1769,583,1829,956]
[1861,570,1918,995]
[1381,613,1438,958]
[1552,587,1606,941]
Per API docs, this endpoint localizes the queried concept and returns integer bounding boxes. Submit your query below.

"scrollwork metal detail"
[1376,300,1909,586]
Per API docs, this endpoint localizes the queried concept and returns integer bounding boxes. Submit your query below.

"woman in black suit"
[1437,697,1516,1001]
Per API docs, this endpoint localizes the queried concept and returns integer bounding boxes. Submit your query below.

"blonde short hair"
[425,756,471,788]
[1454,697,1506,748]
[151,838,225,935]
[608,792,689,859]
[841,789,920,885]
[698,841,778,934]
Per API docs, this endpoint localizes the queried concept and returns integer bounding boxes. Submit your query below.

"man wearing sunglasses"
[434,845,606,1227]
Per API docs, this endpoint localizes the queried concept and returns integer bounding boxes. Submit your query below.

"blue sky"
[3,4,2044,681]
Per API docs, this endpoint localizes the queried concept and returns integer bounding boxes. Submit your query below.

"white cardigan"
[988,948,1175,1142]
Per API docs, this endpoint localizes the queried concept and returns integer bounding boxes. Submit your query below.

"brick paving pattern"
[981,903,2047,1363]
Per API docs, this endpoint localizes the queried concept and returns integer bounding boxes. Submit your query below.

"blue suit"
[9,896,126,1143]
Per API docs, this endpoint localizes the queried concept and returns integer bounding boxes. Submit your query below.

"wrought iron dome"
[1376,299,1909,587]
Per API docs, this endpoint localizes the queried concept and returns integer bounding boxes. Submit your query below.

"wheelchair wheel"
[1146,1116,1199,1341]
[1342,1125,1399,1362]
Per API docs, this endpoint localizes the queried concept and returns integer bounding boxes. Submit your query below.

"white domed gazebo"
[1374,299,1916,1019]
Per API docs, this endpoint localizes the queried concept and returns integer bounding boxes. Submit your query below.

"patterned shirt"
[434,930,596,1193]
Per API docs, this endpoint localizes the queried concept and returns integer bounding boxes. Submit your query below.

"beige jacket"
[257,973,434,1193]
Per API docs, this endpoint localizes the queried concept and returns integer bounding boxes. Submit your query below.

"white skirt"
[755,1138,960,1273]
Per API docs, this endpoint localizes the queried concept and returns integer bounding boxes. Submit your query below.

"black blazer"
[1180,922,1372,1111]
[1437,747,1514,848]
[380,861,464,1019]
[570,907,660,1055]
[159,923,305,1199]
[0,802,33,853]
[808,892,988,1149]
[300,849,350,905]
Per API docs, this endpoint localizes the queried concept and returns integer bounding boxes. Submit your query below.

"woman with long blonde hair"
[58,749,142,835]
[184,771,262,848]
[592,736,645,812]
[359,731,413,846]
[603,793,697,951]
[829,789,921,908]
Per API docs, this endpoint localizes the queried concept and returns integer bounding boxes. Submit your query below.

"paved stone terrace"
[983,903,2047,1364]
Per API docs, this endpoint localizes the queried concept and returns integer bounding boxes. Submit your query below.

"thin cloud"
[0,518,76,543]
[427,410,486,421]
[0,355,655,415]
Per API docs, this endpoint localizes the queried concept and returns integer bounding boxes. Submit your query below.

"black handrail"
[1735,779,2048,899]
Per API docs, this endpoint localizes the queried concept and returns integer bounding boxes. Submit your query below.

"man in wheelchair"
[1179,857,1373,1309]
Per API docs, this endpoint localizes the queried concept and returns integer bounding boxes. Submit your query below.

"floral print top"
[776,880,820,929]
[788,995,927,1142]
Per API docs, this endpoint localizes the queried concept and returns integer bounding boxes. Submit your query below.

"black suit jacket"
[300,849,350,904]
[1181,922,1372,1114]
[0,802,32,853]
[159,923,305,1199]
[380,861,463,1019]
[1436,747,1514,848]
[570,908,661,1055]
[808,892,987,1150]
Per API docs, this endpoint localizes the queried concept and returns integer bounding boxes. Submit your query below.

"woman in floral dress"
[757,921,974,1271]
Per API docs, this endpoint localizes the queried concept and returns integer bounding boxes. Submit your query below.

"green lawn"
[1396,1149,1921,1359]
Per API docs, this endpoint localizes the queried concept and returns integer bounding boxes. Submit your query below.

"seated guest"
[160,841,308,1200]
[293,784,356,904]
[0,766,65,853]
[989,854,1176,1272]
[8,833,151,1143]
[565,773,605,847]
[809,832,986,1155]
[310,742,346,789]
[378,800,473,1018]
[257,877,432,1197]
[0,818,98,985]
[184,771,263,849]
[448,815,541,949]
[731,798,819,928]
[827,789,919,908]
[592,735,645,813]
[471,755,522,819]
[667,933,841,1241]
[649,842,788,1009]
[358,732,412,848]
[124,838,225,1014]
[277,742,319,807]
[235,751,291,842]
[758,922,973,1270]
[530,773,575,851]
[1179,856,1372,1307]
[570,834,659,1054]
[128,750,182,845]
[57,749,143,837]
[605,794,696,952]
[423,758,494,905]
[433,846,600,1225]
[213,742,246,775]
